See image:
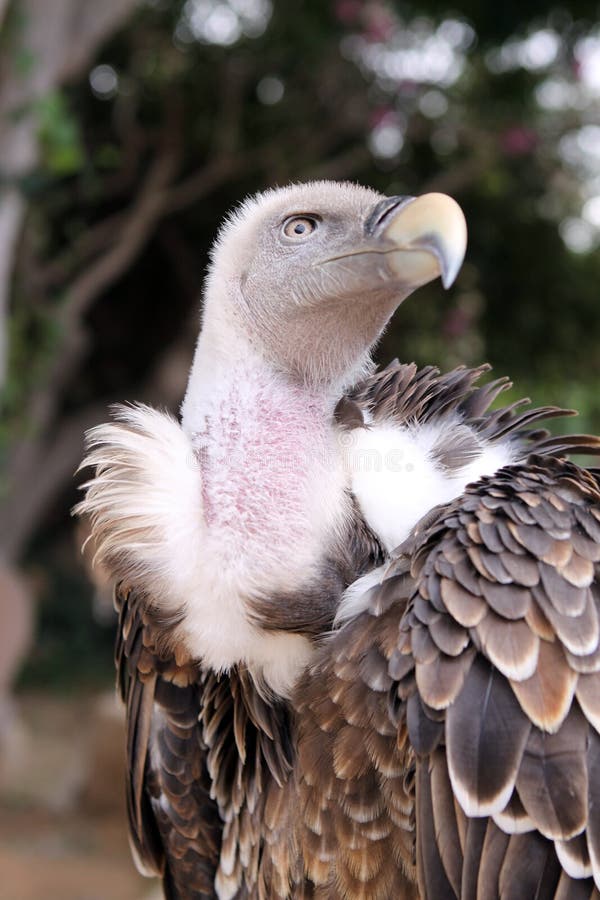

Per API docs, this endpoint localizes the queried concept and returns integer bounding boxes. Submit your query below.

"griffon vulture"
[77,182,600,899]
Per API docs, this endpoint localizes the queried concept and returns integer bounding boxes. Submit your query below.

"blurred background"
[1,0,600,896]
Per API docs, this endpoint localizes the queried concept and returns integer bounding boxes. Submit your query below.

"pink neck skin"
[187,357,339,547]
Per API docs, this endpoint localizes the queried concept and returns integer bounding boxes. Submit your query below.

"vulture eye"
[282,216,318,239]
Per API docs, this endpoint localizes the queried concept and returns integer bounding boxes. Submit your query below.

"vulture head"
[185,182,467,404]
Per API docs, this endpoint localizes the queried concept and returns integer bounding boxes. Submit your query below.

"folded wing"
[115,585,221,899]
[298,454,600,899]
[397,456,600,898]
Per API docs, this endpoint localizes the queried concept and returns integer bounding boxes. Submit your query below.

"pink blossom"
[369,106,395,127]
[500,126,538,157]
[334,0,362,24]
[363,3,395,43]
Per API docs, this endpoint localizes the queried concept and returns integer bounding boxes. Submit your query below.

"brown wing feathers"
[348,361,600,460]
[116,585,305,899]
[388,455,600,898]
[292,366,600,899]
[295,562,418,899]
[201,667,301,899]
[115,586,221,898]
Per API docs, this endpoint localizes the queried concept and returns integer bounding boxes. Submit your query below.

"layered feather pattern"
[384,454,600,897]
[297,365,600,899]
[82,362,600,899]
[115,586,307,899]
[295,559,419,899]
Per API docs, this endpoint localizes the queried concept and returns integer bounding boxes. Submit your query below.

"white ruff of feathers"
[78,384,517,696]
[77,344,351,695]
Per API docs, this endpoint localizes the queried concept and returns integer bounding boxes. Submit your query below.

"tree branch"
[60,150,179,327]
[0,187,25,387]
[0,0,11,30]
[36,209,128,288]
[0,0,140,116]
[3,145,181,526]
[164,156,241,214]
[0,0,141,395]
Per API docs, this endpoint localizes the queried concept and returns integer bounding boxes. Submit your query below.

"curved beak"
[379,192,468,289]
[317,192,467,293]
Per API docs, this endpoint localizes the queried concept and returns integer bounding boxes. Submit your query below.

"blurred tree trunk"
[0,0,10,28]
[0,0,139,390]
[0,191,25,388]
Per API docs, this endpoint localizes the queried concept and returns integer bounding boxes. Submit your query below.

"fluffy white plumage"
[348,417,514,553]
[79,402,319,694]
[335,417,515,624]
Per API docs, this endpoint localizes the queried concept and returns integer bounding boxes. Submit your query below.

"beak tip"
[383,191,468,291]
[427,193,467,289]
[441,254,464,289]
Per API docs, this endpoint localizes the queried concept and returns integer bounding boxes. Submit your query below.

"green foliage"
[35,90,85,176]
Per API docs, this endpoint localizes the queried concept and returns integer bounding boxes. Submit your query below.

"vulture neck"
[179,321,351,693]
[181,321,350,572]
[181,323,341,447]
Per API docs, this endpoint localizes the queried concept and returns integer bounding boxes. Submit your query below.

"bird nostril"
[364,196,415,237]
